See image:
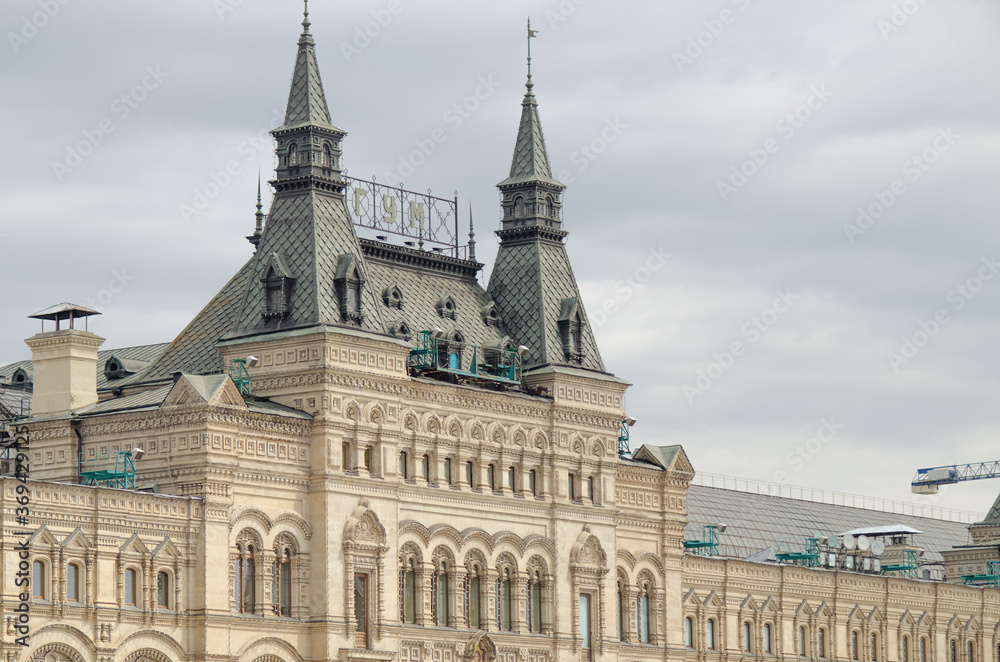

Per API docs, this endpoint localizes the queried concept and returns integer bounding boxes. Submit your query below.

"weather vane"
[527,17,539,80]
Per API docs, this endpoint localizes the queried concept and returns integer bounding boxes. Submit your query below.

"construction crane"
[911,461,1000,494]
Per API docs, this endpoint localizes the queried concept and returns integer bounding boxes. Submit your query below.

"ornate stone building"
[2,7,999,662]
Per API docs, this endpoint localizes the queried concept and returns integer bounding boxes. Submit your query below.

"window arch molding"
[344,500,387,646]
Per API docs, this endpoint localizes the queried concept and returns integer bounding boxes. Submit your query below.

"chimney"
[24,303,105,418]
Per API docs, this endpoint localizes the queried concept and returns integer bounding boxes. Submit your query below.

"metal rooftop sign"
[344,175,461,256]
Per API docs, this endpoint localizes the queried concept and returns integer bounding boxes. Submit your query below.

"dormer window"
[335,254,365,325]
[11,367,31,386]
[389,320,412,341]
[260,253,295,321]
[482,302,501,327]
[382,284,403,309]
[558,298,585,364]
[436,295,457,320]
[437,330,465,370]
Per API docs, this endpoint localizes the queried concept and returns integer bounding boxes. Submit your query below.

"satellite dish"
[871,539,885,556]
[845,556,855,570]
[843,534,856,550]
[873,558,882,572]
[858,535,870,552]
[827,553,837,568]
[863,558,872,571]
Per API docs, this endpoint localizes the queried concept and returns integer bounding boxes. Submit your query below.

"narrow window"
[969,642,975,662]
[568,473,576,501]
[951,640,958,662]
[67,563,80,603]
[469,567,481,628]
[707,618,716,650]
[685,617,694,648]
[157,571,169,609]
[764,623,773,654]
[637,589,650,643]
[354,573,369,648]
[902,636,910,662]
[125,568,137,606]
[798,626,807,656]
[363,446,372,472]
[616,581,624,640]
[587,476,595,501]
[530,574,542,634]
[819,628,827,658]
[342,442,351,471]
[421,454,430,481]
[871,633,879,662]
[403,560,416,624]
[279,551,291,616]
[920,638,927,662]
[233,557,242,610]
[32,561,44,599]
[398,452,407,478]
[852,631,860,661]
[466,460,474,487]
[499,570,512,631]
[744,621,753,652]
[580,593,592,649]
[508,466,516,493]
[436,564,449,626]
[444,458,452,485]
[242,549,255,614]
[487,464,496,491]
[529,470,537,496]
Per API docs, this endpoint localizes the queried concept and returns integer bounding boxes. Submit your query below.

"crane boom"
[911,461,1000,494]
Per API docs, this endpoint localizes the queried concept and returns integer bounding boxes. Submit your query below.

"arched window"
[444,458,452,485]
[798,626,807,656]
[421,454,430,481]
[871,632,879,661]
[467,564,482,628]
[920,637,928,662]
[684,617,694,648]
[487,464,496,492]
[636,582,650,643]
[398,451,408,479]
[528,569,543,634]
[615,579,624,640]
[272,545,292,617]
[529,470,537,496]
[433,560,449,626]
[951,640,958,662]
[819,628,827,658]
[707,618,717,650]
[32,560,45,599]
[402,558,417,624]
[157,570,170,609]
[289,143,299,166]
[322,143,333,167]
[497,567,512,631]
[969,642,975,662]
[902,635,910,662]
[466,460,475,487]
[744,621,754,652]
[508,466,517,493]
[764,622,773,654]
[125,568,138,606]
[852,631,860,661]
[514,197,525,218]
[67,563,80,603]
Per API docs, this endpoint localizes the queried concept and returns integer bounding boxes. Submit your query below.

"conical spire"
[468,202,477,261]
[279,0,339,132]
[499,19,562,188]
[247,173,264,248]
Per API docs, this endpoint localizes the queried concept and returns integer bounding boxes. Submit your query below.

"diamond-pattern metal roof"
[279,18,340,132]
[232,190,385,337]
[488,238,604,372]
[499,84,562,188]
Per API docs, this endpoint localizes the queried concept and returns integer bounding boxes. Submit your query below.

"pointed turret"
[487,21,605,373]
[228,3,384,340]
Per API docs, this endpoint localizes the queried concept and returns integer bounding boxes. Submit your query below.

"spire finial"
[468,202,477,261]
[249,172,264,249]
[302,0,311,33]
[526,17,538,90]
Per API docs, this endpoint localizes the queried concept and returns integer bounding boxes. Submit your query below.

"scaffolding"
[776,537,823,567]
[684,525,722,557]
[408,331,523,387]
[229,359,253,397]
[78,451,137,490]
[882,549,919,579]
[962,561,1000,588]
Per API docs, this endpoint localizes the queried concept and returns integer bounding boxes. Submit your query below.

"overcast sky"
[3,0,1000,517]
